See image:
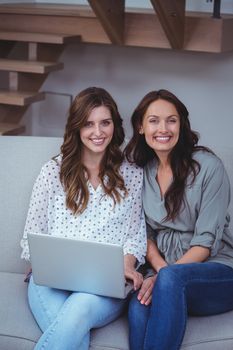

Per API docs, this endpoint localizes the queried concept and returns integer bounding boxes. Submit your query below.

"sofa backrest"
[0,136,62,274]
[0,137,232,274]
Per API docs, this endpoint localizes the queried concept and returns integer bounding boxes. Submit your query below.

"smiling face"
[80,105,114,159]
[140,99,180,159]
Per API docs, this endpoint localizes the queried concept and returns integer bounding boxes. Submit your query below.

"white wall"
[23,44,233,155]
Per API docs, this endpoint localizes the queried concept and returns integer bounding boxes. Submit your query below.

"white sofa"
[1,135,233,350]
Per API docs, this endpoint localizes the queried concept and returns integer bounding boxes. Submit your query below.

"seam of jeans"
[163,268,187,350]
[33,282,54,326]
[37,296,73,349]
[176,284,187,350]
[37,318,59,349]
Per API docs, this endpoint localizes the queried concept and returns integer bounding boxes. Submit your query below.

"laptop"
[27,232,133,299]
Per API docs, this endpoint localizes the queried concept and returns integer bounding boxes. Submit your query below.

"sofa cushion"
[0,272,41,350]
[90,315,129,350]
[182,311,233,349]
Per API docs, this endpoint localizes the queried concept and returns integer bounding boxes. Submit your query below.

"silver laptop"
[28,232,133,299]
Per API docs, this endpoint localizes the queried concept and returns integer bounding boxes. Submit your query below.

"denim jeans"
[128,262,233,350]
[28,276,126,350]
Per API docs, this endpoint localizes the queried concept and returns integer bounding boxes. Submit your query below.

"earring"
[139,128,143,135]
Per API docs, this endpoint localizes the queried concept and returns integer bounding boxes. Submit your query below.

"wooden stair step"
[0,3,93,17]
[0,31,81,44]
[0,58,64,73]
[0,90,45,106]
[0,123,25,135]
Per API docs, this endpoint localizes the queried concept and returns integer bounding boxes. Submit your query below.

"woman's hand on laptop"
[125,269,143,291]
[124,254,143,290]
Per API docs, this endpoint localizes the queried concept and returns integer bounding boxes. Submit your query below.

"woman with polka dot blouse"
[20,87,147,350]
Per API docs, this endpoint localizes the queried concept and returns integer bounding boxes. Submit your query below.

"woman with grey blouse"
[125,89,233,350]
[20,87,146,350]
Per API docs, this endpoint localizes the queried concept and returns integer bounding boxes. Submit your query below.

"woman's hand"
[137,275,156,305]
[124,254,143,290]
[124,268,144,291]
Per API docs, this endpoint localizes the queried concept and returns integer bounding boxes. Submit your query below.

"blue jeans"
[28,276,126,350]
[128,262,233,350]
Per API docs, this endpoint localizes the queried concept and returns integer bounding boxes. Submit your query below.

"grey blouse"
[143,150,233,269]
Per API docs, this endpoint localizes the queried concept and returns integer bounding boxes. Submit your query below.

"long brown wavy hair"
[60,87,127,214]
[125,89,211,221]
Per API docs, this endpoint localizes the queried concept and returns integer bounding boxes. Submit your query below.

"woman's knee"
[128,292,150,327]
[155,265,184,293]
[65,293,124,330]
[67,293,94,317]
[67,293,112,321]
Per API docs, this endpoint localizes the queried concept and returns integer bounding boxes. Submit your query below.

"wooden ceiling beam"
[87,0,125,45]
[0,5,232,53]
[150,0,186,49]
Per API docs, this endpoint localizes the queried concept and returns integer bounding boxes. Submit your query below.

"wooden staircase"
[0,90,45,106]
[0,31,81,135]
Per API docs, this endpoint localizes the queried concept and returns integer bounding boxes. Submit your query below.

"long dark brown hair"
[60,87,127,214]
[125,89,211,221]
